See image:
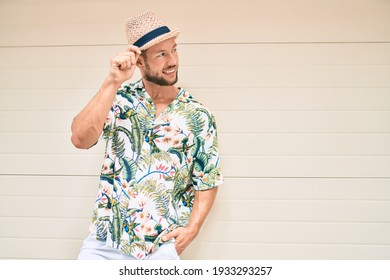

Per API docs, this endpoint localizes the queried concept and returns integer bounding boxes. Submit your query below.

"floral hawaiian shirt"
[89,79,223,259]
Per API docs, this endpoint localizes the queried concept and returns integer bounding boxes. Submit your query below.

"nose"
[166,52,178,66]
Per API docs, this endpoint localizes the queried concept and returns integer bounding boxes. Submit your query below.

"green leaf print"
[100,173,115,185]
[191,136,205,158]
[129,113,144,158]
[150,186,171,218]
[126,208,141,218]
[137,150,172,174]
[96,216,109,241]
[206,167,220,181]
[178,211,191,225]
[111,129,126,159]
[120,240,132,255]
[204,162,217,174]
[135,180,171,219]
[195,107,214,131]
[115,125,141,160]
[119,157,138,182]
[194,152,209,172]
[167,147,184,164]
[118,105,134,120]
[117,89,134,104]
[136,179,156,194]
[210,130,219,154]
[130,242,147,255]
[181,108,205,136]
[109,200,123,248]
[144,235,158,243]
[115,109,144,159]
[123,219,139,235]
[172,168,190,203]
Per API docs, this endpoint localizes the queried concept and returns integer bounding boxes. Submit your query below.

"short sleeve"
[191,111,223,191]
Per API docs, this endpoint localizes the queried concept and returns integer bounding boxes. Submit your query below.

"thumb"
[162,229,179,242]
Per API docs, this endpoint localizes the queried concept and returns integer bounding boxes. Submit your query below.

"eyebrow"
[153,44,178,54]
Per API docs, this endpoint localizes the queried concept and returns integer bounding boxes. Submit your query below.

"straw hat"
[125,11,180,50]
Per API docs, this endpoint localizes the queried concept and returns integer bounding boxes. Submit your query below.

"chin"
[144,70,179,86]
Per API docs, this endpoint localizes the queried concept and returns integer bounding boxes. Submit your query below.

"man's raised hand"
[109,45,142,84]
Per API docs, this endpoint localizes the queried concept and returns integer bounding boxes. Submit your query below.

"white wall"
[0,0,389,259]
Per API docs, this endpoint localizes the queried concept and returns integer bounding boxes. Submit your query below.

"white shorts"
[77,234,180,260]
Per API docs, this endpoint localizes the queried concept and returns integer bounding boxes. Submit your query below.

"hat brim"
[138,29,180,50]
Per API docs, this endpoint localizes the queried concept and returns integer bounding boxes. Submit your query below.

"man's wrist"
[104,75,123,89]
[185,223,201,237]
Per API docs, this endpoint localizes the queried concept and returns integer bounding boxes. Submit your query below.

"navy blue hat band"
[133,26,171,48]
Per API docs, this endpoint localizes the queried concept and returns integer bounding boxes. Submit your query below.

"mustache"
[163,66,177,71]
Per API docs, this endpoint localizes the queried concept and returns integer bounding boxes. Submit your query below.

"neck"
[142,78,179,101]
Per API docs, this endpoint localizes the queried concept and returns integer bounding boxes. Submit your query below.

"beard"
[143,62,178,86]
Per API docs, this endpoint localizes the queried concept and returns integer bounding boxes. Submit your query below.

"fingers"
[127,45,142,66]
[126,45,142,55]
[112,53,135,71]
[111,45,141,71]
[162,229,179,242]
[174,243,183,256]
[163,228,187,256]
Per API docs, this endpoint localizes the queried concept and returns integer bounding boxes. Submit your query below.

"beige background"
[0,0,390,259]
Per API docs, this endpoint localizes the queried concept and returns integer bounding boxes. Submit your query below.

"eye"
[157,52,165,57]
[172,47,178,53]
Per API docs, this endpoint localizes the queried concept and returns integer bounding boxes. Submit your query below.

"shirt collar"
[132,79,190,103]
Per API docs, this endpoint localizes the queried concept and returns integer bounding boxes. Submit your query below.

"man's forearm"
[71,77,121,149]
[71,45,141,150]
[162,186,219,255]
[187,186,219,234]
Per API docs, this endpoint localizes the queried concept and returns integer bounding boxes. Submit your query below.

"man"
[71,11,223,260]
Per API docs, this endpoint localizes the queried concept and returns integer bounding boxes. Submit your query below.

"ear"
[137,50,147,68]
[136,55,144,68]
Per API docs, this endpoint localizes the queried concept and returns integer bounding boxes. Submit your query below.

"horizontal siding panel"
[1,154,390,177]
[182,242,390,260]
[1,0,389,46]
[1,218,389,245]
[1,196,389,222]
[1,111,390,133]
[0,67,108,90]
[0,238,81,259]
[221,155,390,178]
[0,154,104,176]
[1,132,390,156]
[1,44,390,68]
[0,133,104,155]
[182,43,390,66]
[0,91,93,111]
[1,176,389,201]
[209,200,390,223]
[180,65,390,88]
[220,133,390,156]
[0,196,93,218]
[1,65,390,89]
[214,111,390,133]
[0,217,90,239]
[217,178,390,200]
[0,112,75,133]
[194,88,390,111]
[1,88,390,111]
[198,221,390,245]
[0,175,99,197]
